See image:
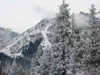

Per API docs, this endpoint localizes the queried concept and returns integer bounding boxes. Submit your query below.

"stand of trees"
[0,1,100,75]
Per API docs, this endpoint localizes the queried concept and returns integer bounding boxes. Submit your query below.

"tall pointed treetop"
[58,0,70,19]
[89,4,97,19]
[63,0,65,5]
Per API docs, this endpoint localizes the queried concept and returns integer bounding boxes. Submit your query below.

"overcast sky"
[0,0,100,33]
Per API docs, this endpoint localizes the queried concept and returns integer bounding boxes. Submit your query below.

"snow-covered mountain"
[0,12,92,68]
[0,19,55,68]
[0,12,91,58]
[0,19,54,58]
[0,27,19,49]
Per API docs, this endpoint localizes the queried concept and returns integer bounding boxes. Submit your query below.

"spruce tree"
[78,4,100,75]
[71,14,81,74]
[50,0,73,75]
[88,4,100,74]
[8,59,18,75]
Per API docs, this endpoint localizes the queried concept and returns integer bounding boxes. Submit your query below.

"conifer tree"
[50,0,74,75]
[8,59,19,75]
[88,4,100,73]
[38,47,51,75]
[78,4,100,75]
[29,56,40,75]
[71,14,81,74]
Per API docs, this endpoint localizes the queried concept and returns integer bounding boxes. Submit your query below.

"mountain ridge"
[0,27,19,49]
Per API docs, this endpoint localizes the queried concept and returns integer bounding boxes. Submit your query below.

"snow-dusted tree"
[89,4,98,26]
[38,47,51,75]
[78,4,100,75]
[2,62,11,75]
[29,40,51,75]
[50,0,76,75]
[7,59,18,75]
[7,59,25,75]
[70,14,82,74]
[88,4,100,74]
[29,53,41,75]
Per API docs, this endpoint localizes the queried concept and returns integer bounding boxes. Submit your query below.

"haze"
[0,0,100,33]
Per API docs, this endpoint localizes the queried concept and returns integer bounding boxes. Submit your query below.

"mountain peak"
[0,19,53,58]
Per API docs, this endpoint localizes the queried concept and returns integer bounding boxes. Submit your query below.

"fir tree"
[78,4,100,75]
[71,14,81,74]
[50,0,74,75]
